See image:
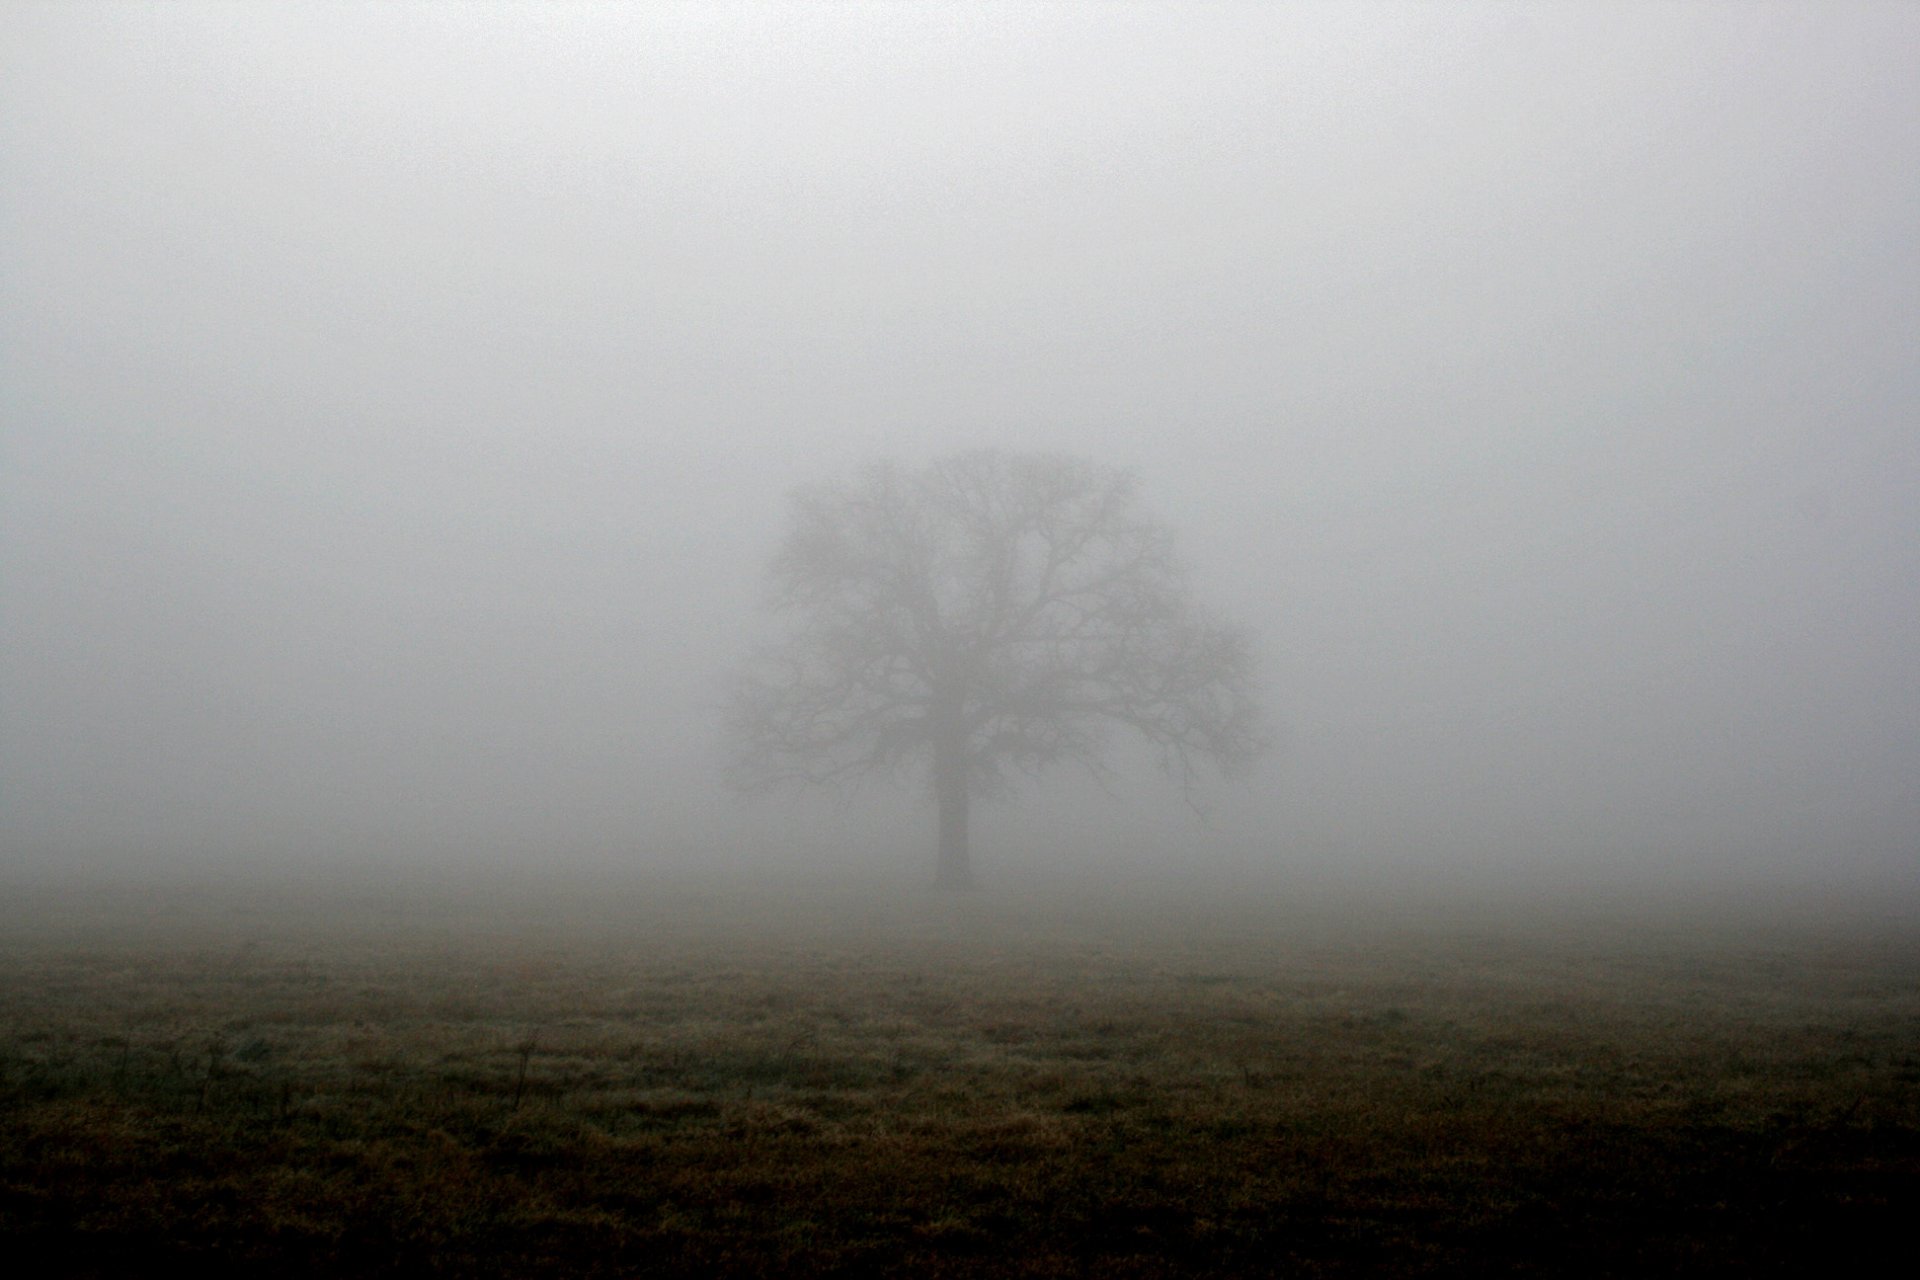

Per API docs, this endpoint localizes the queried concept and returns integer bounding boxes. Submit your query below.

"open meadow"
[3,872,1917,1276]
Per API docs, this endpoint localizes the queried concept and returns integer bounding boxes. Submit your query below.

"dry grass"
[3,876,1917,1276]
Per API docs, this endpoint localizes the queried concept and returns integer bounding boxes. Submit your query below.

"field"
[3,873,1917,1276]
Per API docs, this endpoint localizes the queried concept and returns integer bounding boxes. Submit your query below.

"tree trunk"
[931,727,976,890]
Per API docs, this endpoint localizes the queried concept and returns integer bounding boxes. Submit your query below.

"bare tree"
[726,451,1265,888]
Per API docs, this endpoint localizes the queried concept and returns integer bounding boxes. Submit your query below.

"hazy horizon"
[4,4,1916,896]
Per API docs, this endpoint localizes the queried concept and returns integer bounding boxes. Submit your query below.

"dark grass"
[3,875,1917,1276]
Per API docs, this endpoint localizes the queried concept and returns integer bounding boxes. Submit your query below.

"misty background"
[3,4,1915,893]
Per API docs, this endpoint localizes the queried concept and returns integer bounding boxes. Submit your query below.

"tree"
[725,450,1265,888]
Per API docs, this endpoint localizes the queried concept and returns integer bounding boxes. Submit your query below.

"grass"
[2,874,1917,1276]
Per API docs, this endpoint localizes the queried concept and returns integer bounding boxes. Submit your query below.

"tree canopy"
[726,450,1264,886]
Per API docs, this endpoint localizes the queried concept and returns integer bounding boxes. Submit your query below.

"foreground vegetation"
[3,874,1917,1276]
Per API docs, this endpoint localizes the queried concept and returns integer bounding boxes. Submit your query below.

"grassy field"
[2,873,1917,1276]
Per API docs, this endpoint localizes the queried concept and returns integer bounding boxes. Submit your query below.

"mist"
[4,3,1916,899]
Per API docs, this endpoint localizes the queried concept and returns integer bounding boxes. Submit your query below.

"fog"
[4,4,1916,898]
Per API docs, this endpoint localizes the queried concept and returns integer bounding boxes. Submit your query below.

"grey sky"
[3,4,1916,885]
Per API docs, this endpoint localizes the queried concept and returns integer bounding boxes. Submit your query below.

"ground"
[3,873,1917,1276]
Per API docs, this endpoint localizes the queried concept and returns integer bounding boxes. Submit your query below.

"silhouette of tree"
[726,450,1265,888]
